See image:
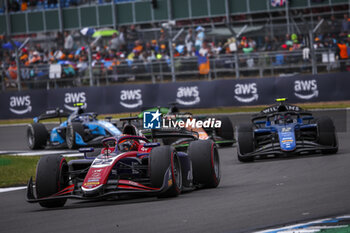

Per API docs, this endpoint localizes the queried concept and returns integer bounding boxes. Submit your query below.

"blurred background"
[0,0,349,91]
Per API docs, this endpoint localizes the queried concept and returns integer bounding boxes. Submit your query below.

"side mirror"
[79,147,95,160]
[79,147,94,153]
[143,143,160,148]
[105,116,112,122]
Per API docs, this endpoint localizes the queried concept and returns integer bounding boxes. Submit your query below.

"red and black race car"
[26,129,220,208]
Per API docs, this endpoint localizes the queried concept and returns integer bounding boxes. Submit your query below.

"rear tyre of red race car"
[27,123,48,149]
[36,154,69,208]
[317,117,338,154]
[188,140,220,188]
[237,124,255,162]
[66,122,85,149]
[150,146,182,198]
[215,116,234,147]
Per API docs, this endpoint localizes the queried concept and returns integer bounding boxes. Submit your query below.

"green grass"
[0,155,78,188]
[1,101,350,125]
[320,226,350,232]
[0,155,40,188]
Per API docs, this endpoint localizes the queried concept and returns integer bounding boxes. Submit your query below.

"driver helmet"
[285,113,293,123]
[77,108,84,115]
[119,139,137,152]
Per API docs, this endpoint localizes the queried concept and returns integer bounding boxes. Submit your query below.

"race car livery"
[26,130,220,208]
[27,106,122,150]
[236,98,338,162]
[129,103,235,147]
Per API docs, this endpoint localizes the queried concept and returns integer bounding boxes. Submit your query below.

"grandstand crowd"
[1,0,132,12]
[0,12,349,88]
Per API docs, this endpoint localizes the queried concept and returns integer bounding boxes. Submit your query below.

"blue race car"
[27,106,122,149]
[236,98,338,162]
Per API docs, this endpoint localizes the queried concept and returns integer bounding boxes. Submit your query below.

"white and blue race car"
[27,105,122,150]
[236,98,338,162]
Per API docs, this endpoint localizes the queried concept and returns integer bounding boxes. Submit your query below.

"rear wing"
[119,116,140,122]
[33,108,70,123]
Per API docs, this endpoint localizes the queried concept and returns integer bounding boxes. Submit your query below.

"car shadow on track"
[234,151,342,165]
[28,189,206,212]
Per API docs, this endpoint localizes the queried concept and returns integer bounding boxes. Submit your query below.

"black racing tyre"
[162,138,178,145]
[150,146,182,197]
[317,117,338,154]
[215,116,234,146]
[27,123,48,150]
[36,154,69,208]
[66,122,85,149]
[188,140,220,188]
[237,124,255,162]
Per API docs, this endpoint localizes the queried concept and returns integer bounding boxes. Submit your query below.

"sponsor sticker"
[234,83,258,103]
[64,92,87,111]
[9,96,32,115]
[120,89,143,109]
[84,181,100,186]
[176,86,200,106]
[294,80,319,100]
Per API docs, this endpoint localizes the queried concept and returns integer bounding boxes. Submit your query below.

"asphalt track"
[0,109,349,233]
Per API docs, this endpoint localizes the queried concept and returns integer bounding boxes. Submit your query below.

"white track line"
[0,186,26,193]
[0,150,83,157]
[255,216,350,233]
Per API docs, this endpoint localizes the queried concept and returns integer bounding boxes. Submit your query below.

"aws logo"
[64,92,87,111]
[176,86,200,106]
[9,96,32,115]
[120,89,142,109]
[294,80,318,100]
[234,83,258,103]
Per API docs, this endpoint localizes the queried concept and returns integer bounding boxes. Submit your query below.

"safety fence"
[1,48,348,92]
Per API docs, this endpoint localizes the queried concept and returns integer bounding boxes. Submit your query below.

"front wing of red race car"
[26,167,172,203]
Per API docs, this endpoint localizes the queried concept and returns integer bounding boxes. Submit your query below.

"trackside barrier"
[0,72,349,119]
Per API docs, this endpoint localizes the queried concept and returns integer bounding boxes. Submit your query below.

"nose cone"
[278,126,296,151]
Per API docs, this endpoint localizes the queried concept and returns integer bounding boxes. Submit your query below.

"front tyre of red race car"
[188,140,220,188]
[150,146,182,198]
[27,123,49,149]
[35,154,69,208]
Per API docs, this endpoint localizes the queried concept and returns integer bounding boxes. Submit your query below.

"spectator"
[260,36,273,51]
[328,15,340,35]
[158,29,168,44]
[248,38,257,50]
[199,41,210,56]
[337,39,348,72]
[195,26,205,51]
[6,61,17,87]
[21,0,28,11]
[9,0,20,12]
[64,31,74,52]
[109,32,120,51]
[185,28,194,53]
[341,14,349,35]
[118,27,126,48]
[127,25,138,51]
[28,0,37,9]
[239,36,248,49]
[28,51,41,65]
